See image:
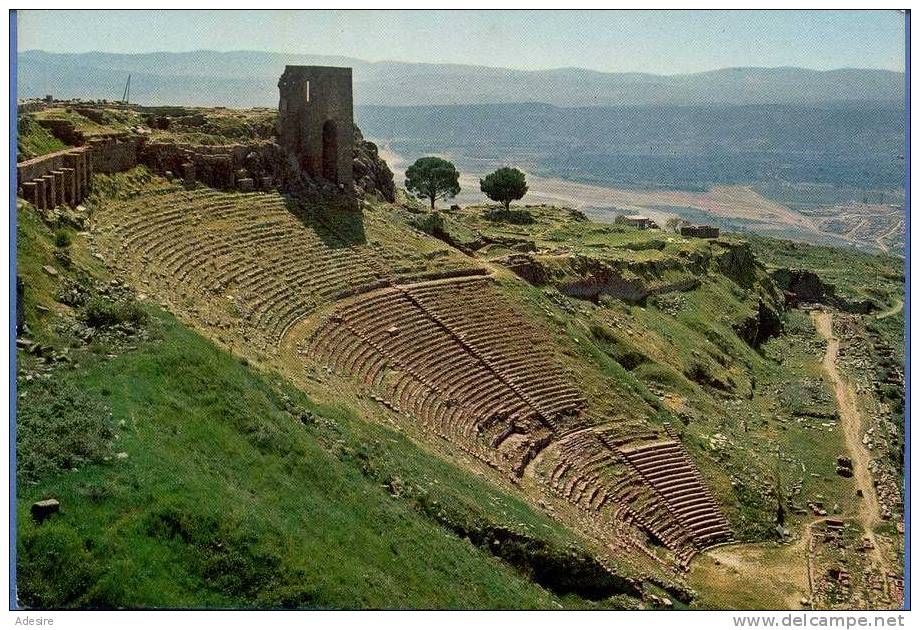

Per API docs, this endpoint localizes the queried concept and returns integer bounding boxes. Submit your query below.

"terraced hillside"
[302,277,586,470]
[407,203,905,608]
[83,169,739,578]
[18,162,906,608]
[90,171,473,351]
[296,276,733,567]
[15,203,659,609]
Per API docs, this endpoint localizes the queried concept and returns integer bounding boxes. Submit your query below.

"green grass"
[748,234,904,306]
[16,308,643,609]
[17,116,69,160]
[15,202,643,609]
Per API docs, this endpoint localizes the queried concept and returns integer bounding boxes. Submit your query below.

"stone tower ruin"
[277,65,354,188]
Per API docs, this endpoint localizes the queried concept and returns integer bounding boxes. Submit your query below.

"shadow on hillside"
[282,194,367,249]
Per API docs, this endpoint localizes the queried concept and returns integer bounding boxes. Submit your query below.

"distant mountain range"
[17,49,906,108]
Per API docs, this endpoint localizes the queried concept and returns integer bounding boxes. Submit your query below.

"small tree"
[480,167,528,211]
[404,157,461,210]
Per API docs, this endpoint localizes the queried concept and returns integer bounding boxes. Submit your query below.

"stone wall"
[16,133,298,208]
[87,135,141,174]
[17,101,48,114]
[138,140,293,192]
[680,225,720,239]
[36,118,84,145]
[17,147,92,210]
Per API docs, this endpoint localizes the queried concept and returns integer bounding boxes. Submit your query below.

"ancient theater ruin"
[30,65,735,579]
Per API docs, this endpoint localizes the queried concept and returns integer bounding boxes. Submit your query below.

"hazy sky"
[17,9,906,74]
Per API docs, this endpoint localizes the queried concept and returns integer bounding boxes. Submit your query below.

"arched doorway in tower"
[322,120,338,183]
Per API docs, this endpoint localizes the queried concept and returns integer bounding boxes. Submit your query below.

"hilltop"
[19,57,907,255]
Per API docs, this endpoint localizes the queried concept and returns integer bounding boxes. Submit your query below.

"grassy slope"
[15,204,638,610]
[17,116,69,160]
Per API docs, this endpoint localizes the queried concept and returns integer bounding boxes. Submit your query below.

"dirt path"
[811,310,883,568]
[875,218,905,253]
[691,310,887,609]
[875,298,903,321]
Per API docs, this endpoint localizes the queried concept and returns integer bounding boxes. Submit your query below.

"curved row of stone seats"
[307,278,584,472]
[100,184,409,345]
[94,178,732,574]
[308,277,715,569]
[537,428,700,567]
[618,439,733,550]
[312,288,527,432]
[550,433,635,509]
[403,280,586,426]
[621,505,698,568]
[309,314,502,464]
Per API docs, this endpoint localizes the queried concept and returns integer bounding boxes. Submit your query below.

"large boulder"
[716,241,758,288]
[31,498,60,523]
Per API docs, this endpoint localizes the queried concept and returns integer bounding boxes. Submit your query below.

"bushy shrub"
[483,207,535,225]
[82,297,147,329]
[54,229,72,248]
[16,379,115,483]
[410,211,447,236]
[17,525,102,608]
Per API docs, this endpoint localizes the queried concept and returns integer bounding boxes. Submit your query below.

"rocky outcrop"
[771,268,875,314]
[771,268,828,305]
[716,241,758,288]
[558,260,651,303]
[733,299,783,348]
[36,117,83,145]
[551,255,700,304]
[500,253,550,285]
[353,125,396,202]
